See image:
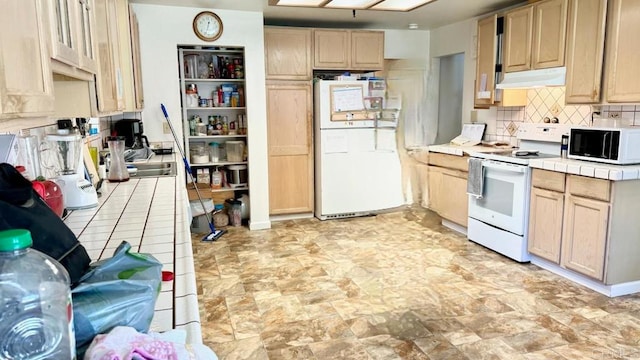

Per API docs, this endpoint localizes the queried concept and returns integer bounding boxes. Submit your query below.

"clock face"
[193,11,223,42]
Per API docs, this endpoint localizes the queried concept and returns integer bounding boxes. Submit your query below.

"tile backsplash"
[483,87,640,145]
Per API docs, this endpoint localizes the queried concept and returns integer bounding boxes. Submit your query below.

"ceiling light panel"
[324,0,382,9]
[274,0,327,6]
[371,0,435,11]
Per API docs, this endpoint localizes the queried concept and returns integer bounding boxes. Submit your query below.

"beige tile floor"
[193,207,640,359]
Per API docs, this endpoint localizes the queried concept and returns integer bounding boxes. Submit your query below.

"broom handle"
[161,104,214,229]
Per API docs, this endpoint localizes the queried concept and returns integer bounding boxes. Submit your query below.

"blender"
[46,121,98,210]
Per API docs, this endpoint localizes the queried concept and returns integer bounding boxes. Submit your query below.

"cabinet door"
[77,0,98,73]
[532,0,568,69]
[565,0,607,103]
[313,30,349,70]
[129,7,144,110]
[0,0,54,118]
[48,0,81,66]
[561,195,609,280]
[266,82,313,215]
[351,31,384,71]
[428,166,468,227]
[115,0,142,111]
[504,5,533,72]
[605,0,640,102]
[94,0,122,113]
[264,27,312,80]
[528,187,564,263]
[475,15,497,108]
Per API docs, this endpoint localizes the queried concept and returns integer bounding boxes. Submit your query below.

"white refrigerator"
[314,80,404,220]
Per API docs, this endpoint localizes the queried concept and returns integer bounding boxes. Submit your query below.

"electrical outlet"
[609,111,621,119]
[163,122,171,134]
[550,103,561,116]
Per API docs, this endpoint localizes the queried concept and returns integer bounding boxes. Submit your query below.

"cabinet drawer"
[427,153,468,172]
[532,169,565,192]
[567,175,610,202]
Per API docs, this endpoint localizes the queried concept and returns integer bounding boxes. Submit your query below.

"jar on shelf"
[188,116,197,136]
[185,54,198,79]
[226,199,242,227]
[226,141,245,162]
[190,143,209,164]
[209,142,220,162]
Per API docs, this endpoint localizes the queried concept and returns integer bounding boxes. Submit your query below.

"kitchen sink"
[130,162,177,178]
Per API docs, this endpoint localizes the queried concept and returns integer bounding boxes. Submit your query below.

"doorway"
[434,53,464,145]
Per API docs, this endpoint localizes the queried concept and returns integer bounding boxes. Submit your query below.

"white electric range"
[466,123,570,262]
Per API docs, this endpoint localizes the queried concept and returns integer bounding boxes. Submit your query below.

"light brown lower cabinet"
[266,81,313,215]
[528,187,564,263]
[561,194,609,280]
[528,169,640,285]
[428,164,468,227]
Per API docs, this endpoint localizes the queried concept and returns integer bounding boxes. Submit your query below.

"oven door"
[468,159,530,235]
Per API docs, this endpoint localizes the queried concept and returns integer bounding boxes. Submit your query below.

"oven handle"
[481,160,527,173]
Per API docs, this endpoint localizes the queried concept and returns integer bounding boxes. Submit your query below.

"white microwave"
[568,126,640,165]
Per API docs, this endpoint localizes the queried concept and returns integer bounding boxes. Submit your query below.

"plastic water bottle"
[0,229,76,359]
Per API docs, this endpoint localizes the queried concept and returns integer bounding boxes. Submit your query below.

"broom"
[161,104,225,241]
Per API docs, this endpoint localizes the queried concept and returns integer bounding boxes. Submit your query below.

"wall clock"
[193,11,223,42]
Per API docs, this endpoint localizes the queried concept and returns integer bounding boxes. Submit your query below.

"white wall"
[131,4,270,230]
[383,30,429,60]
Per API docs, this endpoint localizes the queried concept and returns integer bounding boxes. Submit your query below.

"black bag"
[0,163,90,285]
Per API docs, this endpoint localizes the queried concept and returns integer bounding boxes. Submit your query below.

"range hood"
[496,67,566,89]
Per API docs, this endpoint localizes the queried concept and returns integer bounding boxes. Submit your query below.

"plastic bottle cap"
[0,229,33,251]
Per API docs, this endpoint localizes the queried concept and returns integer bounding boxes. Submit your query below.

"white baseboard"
[531,255,640,297]
[248,219,271,230]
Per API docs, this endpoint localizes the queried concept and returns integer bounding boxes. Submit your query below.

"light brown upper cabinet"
[350,31,384,70]
[94,0,123,114]
[77,0,99,74]
[47,0,81,68]
[116,0,144,111]
[604,0,640,103]
[266,81,314,215]
[503,0,568,72]
[564,0,607,104]
[264,27,312,80]
[313,29,384,71]
[129,6,144,110]
[0,0,54,119]
[43,0,98,79]
[474,15,498,108]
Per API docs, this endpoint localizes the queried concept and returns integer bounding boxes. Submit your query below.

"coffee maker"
[113,119,149,149]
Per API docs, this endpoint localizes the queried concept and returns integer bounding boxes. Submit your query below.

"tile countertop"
[529,157,640,181]
[63,153,204,344]
[427,143,513,156]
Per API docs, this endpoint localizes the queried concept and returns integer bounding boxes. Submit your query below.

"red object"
[162,271,174,282]
[32,180,64,217]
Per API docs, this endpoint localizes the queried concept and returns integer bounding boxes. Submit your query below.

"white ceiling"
[129,0,525,30]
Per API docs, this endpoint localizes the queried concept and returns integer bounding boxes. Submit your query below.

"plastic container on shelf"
[226,199,242,227]
[211,167,222,189]
[0,229,75,359]
[226,141,245,162]
[209,142,220,162]
[190,143,209,164]
[185,54,199,79]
